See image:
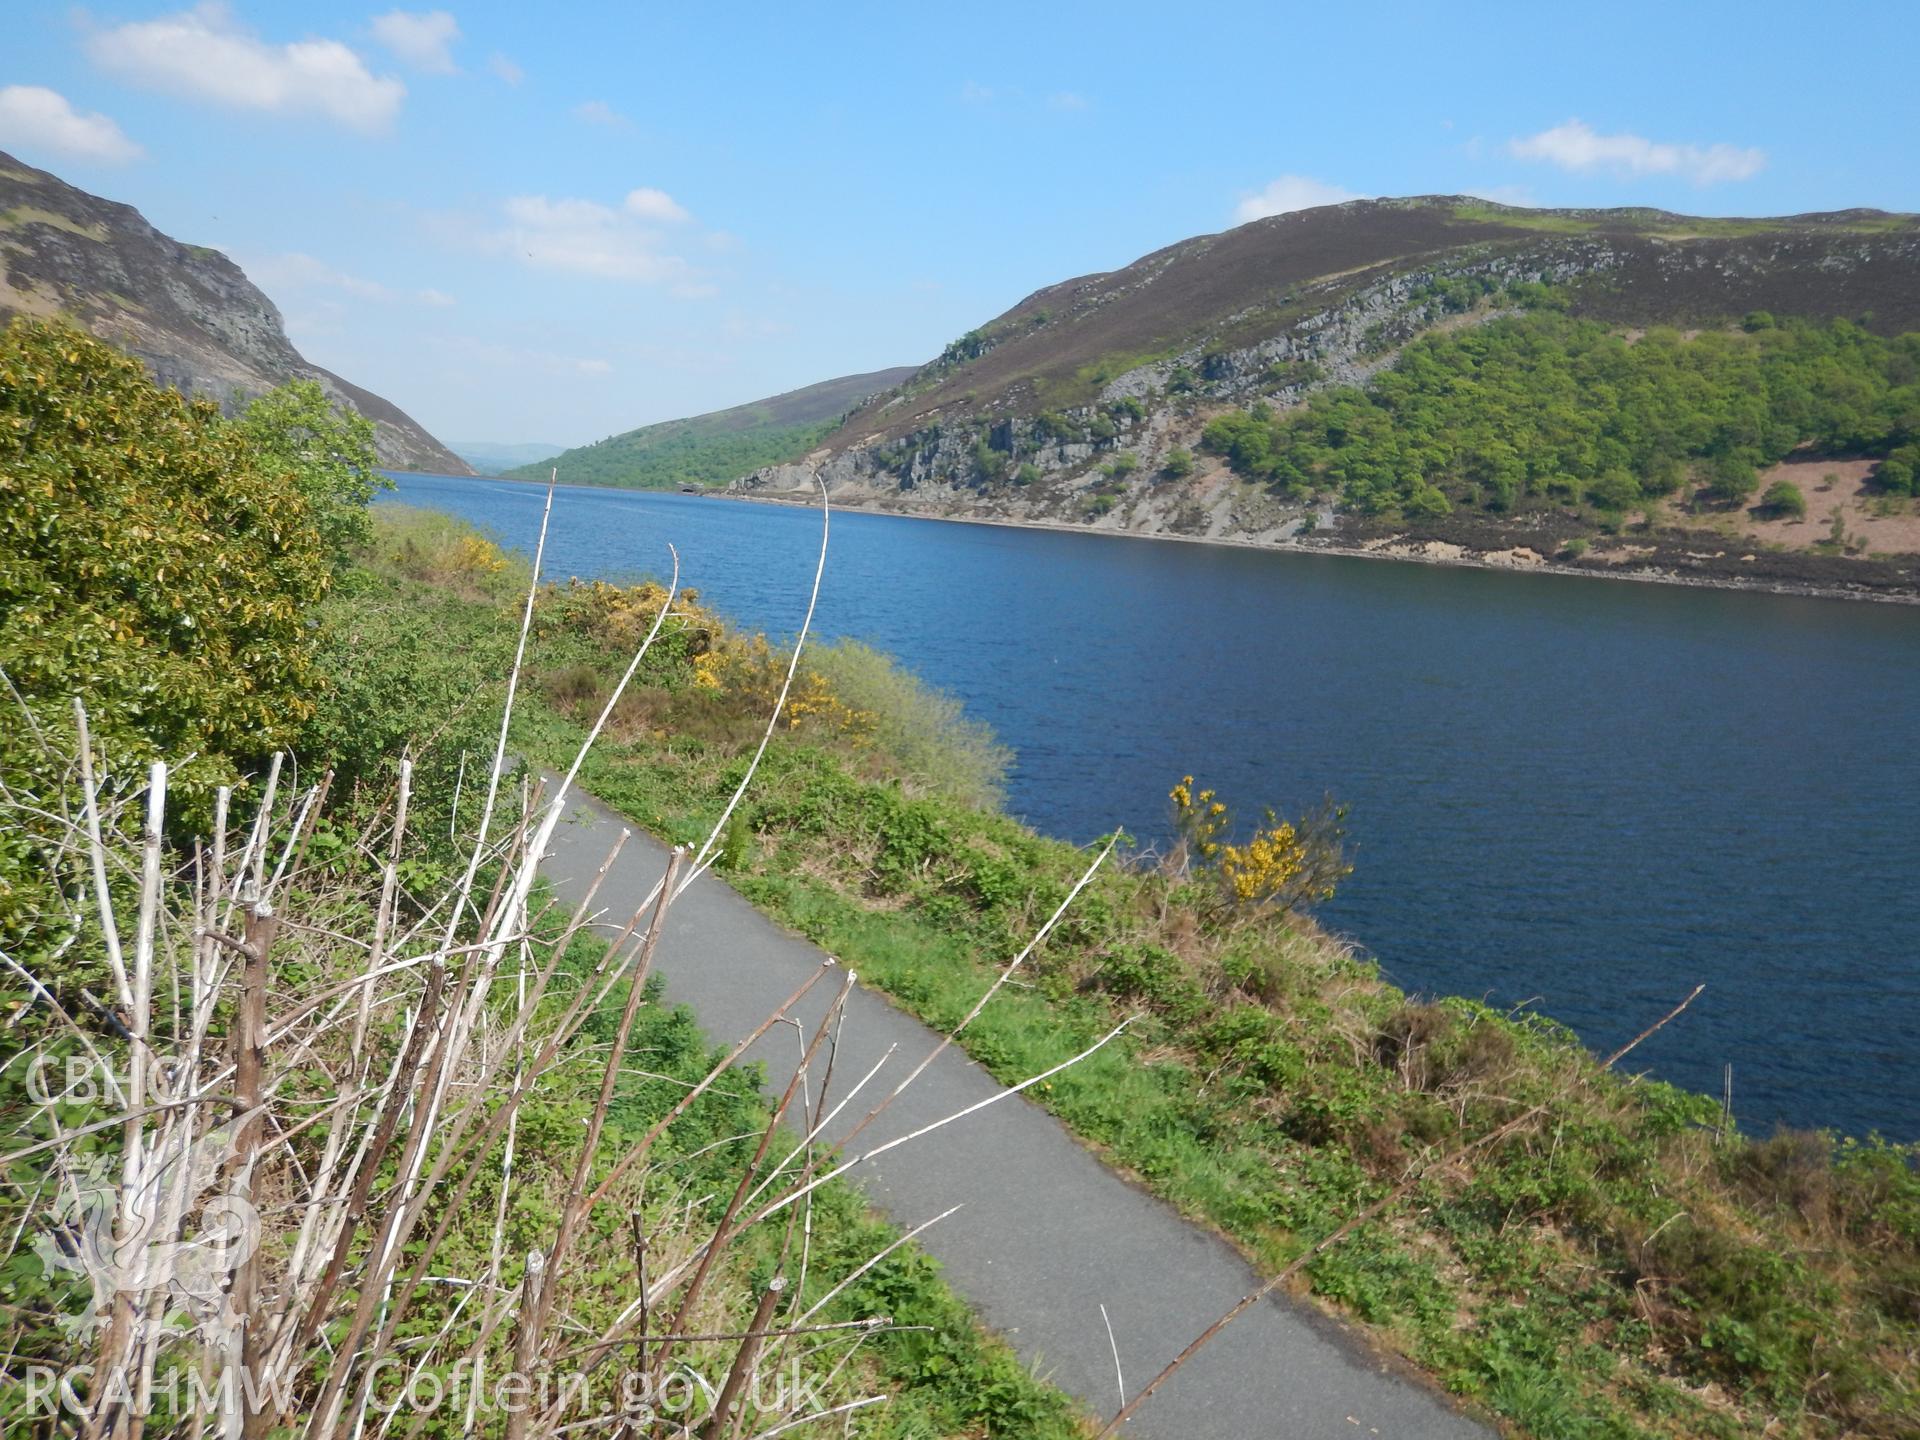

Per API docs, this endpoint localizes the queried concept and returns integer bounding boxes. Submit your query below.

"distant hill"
[0,149,469,474]
[734,196,1920,598]
[452,440,567,476]
[509,366,918,489]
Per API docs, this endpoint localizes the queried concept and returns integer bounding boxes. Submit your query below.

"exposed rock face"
[0,149,470,474]
[732,199,1920,573]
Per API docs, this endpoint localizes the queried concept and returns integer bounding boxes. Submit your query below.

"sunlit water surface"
[389,474,1920,1141]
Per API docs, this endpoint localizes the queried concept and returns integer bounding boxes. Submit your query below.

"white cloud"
[426,333,613,377]
[1234,175,1366,223]
[958,80,995,105]
[1509,119,1765,185]
[371,10,459,74]
[624,186,689,223]
[491,193,704,290]
[572,99,630,129]
[85,4,404,134]
[0,85,143,163]
[1047,91,1088,111]
[487,52,523,85]
[246,251,453,306]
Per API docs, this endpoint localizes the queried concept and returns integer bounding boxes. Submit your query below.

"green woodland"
[503,414,837,489]
[4,319,1920,1440]
[1200,313,1920,517]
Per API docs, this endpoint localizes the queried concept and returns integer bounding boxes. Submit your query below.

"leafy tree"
[1877,447,1918,496]
[234,379,388,564]
[1587,469,1643,511]
[1015,462,1041,486]
[1195,312,1920,522]
[0,320,334,969]
[1704,453,1759,506]
[1162,447,1195,479]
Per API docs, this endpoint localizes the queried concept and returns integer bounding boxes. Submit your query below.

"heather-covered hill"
[735,196,1920,600]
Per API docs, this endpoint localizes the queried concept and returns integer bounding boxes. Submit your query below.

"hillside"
[735,196,1920,599]
[0,149,469,474]
[512,364,916,488]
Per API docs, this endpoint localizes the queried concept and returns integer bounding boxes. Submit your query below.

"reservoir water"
[389,474,1920,1142]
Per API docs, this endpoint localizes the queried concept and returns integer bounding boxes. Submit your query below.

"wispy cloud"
[572,99,631,130]
[1046,90,1089,111]
[487,192,710,292]
[1234,175,1366,223]
[0,85,142,163]
[85,4,404,134]
[487,52,523,86]
[427,333,615,377]
[1509,119,1765,185]
[370,10,460,74]
[245,251,454,306]
[958,80,996,105]
[624,187,689,223]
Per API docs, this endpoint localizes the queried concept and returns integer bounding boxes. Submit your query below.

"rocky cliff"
[732,196,1920,598]
[0,149,469,474]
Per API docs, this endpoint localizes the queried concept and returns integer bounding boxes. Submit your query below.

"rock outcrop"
[0,149,469,474]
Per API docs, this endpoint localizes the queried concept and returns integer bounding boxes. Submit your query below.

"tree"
[1704,452,1759,506]
[1876,447,1917,497]
[234,379,388,565]
[1586,469,1642,512]
[1161,447,1195,480]
[0,320,334,967]
[1756,480,1806,519]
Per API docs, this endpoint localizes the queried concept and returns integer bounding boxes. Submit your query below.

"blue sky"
[4,2,1916,448]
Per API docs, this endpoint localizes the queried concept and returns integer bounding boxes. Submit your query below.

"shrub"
[0,320,332,814]
[1169,776,1350,917]
[1876,447,1917,496]
[804,640,1011,809]
[364,503,530,598]
[1756,480,1807,519]
[1162,447,1195,479]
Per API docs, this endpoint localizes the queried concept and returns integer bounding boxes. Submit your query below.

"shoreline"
[712,487,1920,608]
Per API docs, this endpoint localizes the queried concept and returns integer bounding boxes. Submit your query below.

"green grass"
[1451,203,1603,235]
[347,514,1919,1440]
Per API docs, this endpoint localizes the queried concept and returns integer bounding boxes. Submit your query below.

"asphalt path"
[540,785,1491,1439]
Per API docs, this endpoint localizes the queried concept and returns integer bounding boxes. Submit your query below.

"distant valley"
[509,365,916,489]
[452,439,568,476]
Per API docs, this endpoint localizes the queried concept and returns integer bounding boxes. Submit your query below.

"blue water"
[388,474,1920,1142]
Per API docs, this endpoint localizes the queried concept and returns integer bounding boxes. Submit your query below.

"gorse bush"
[0,320,338,975]
[0,321,332,807]
[520,567,1011,811]
[1169,775,1350,915]
[359,501,531,599]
